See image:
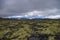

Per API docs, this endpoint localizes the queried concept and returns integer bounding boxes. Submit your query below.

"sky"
[0,0,60,18]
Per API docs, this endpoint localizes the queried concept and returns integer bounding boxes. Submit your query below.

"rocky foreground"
[0,19,60,40]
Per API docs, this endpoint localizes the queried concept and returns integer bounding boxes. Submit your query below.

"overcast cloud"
[0,0,60,18]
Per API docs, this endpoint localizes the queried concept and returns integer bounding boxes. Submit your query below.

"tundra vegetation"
[0,19,60,40]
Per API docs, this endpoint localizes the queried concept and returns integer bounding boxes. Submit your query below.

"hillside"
[0,19,60,40]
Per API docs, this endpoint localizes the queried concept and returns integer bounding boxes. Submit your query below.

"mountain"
[3,17,45,20]
[2,15,60,20]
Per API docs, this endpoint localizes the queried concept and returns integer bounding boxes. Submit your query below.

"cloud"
[45,15,60,19]
[4,8,60,19]
[24,8,60,17]
[0,0,60,17]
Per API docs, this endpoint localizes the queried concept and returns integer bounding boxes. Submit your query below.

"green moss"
[0,19,60,40]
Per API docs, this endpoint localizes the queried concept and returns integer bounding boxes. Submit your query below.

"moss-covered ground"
[0,19,60,40]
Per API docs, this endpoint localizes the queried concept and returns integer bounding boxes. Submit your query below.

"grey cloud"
[0,0,60,17]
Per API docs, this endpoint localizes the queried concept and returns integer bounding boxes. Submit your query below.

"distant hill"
[1,17,60,20]
[0,17,9,20]
[2,17,45,20]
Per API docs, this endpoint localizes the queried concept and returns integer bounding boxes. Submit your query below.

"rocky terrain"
[0,19,60,40]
